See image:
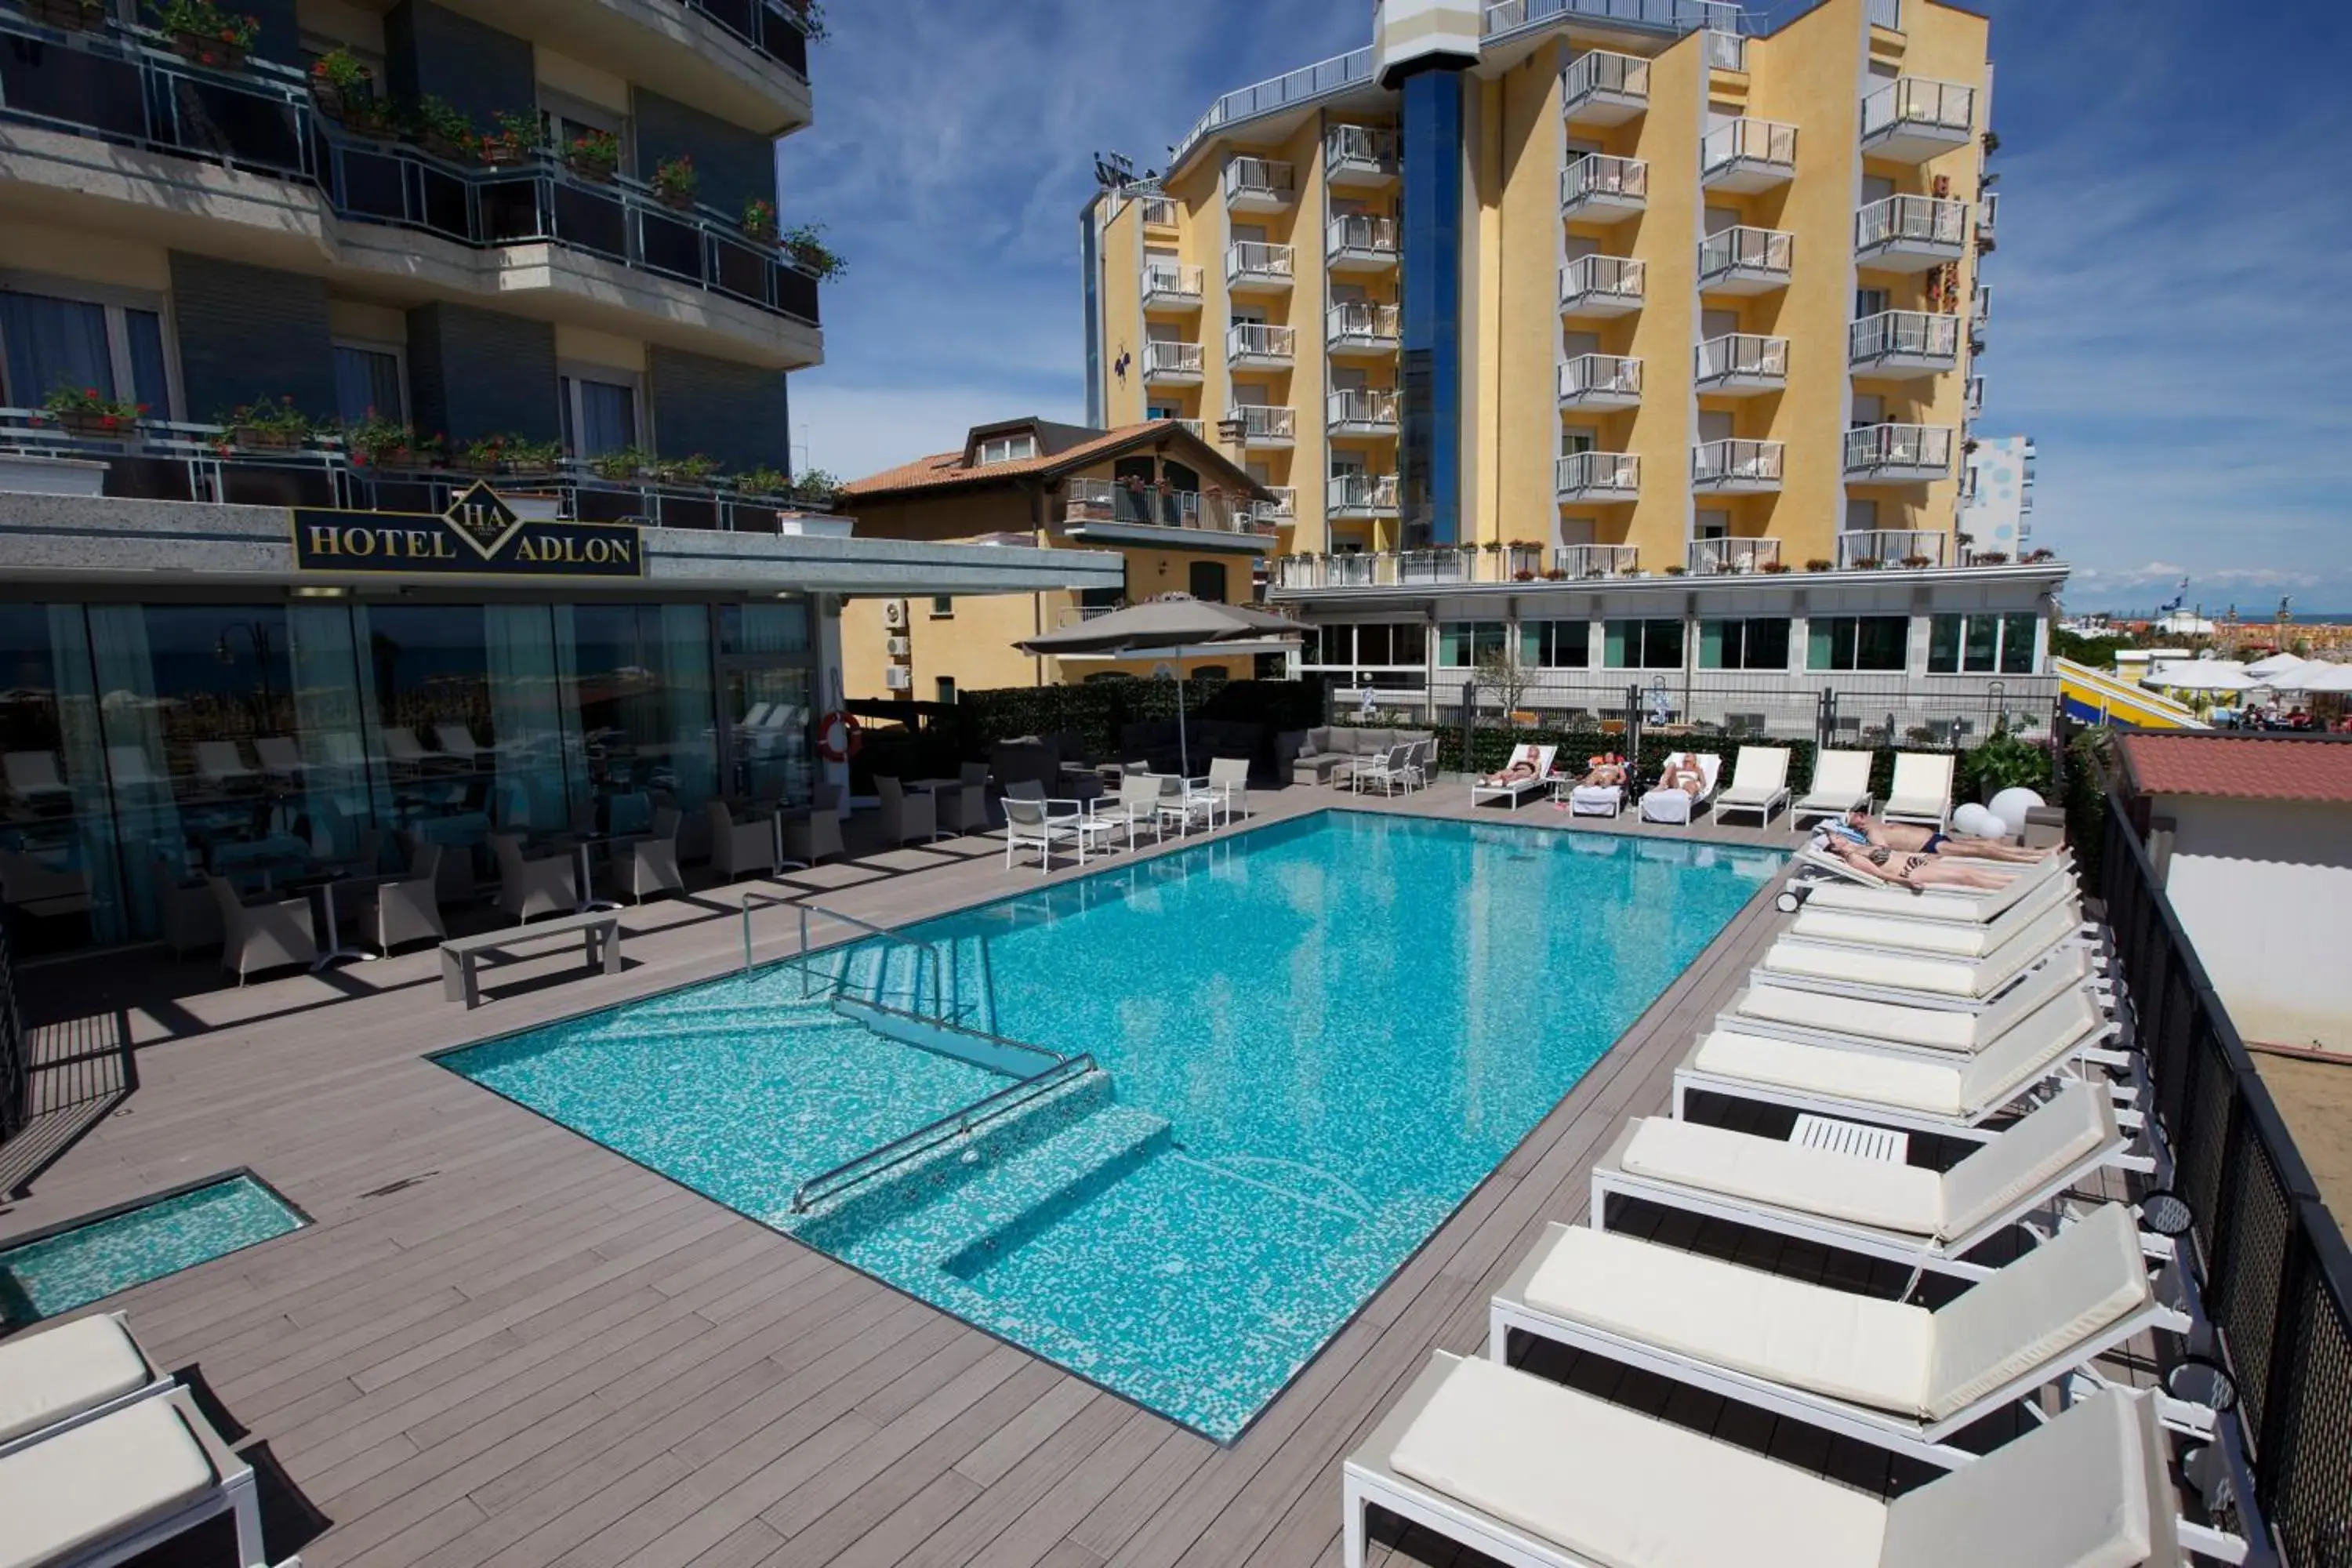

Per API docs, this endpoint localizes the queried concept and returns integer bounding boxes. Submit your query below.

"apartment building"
[1081,0,2059,731]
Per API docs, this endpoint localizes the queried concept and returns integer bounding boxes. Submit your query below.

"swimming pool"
[448,811,1779,1439]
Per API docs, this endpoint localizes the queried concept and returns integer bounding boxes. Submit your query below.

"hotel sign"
[292,483,642,577]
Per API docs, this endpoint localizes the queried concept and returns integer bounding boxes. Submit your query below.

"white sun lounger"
[1883,752,1956,829]
[1490,1203,2202,1467]
[1784,844,2072,920]
[1791,749,1875,826]
[1672,985,2123,1137]
[1724,947,2113,1061]
[1638,753,1721,825]
[1788,873,2085,959]
[1345,1359,2228,1568]
[1471,744,1557,810]
[0,1312,172,1460]
[1713,746,1791,826]
[1757,900,2100,1011]
[1592,1082,2143,1282]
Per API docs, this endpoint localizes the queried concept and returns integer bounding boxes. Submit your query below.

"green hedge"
[954,678,1328,759]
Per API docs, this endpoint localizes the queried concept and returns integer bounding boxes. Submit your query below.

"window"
[559,369,640,458]
[1928,612,2038,675]
[935,677,957,704]
[0,285,175,418]
[332,341,405,425]
[1809,615,1911,672]
[1188,561,1228,603]
[1520,620,1590,669]
[539,93,630,179]
[977,433,1038,465]
[1603,619,1685,670]
[929,596,953,617]
[1352,621,1426,667]
[1438,622,1506,667]
[1699,618,1791,671]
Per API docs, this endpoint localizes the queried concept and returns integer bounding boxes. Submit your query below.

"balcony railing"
[1704,29,1747,70]
[1226,322,1296,363]
[1555,543,1639,579]
[1559,154,1648,211]
[1328,473,1400,514]
[1482,0,1742,38]
[1688,536,1780,575]
[1327,389,1400,432]
[1849,310,1958,365]
[1142,261,1204,303]
[1555,452,1639,497]
[1693,333,1787,383]
[1856,194,1968,252]
[1558,354,1643,402]
[1563,49,1650,113]
[1860,77,1975,141]
[1843,423,1954,476]
[1964,374,1984,419]
[677,0,811,83]
[1223,156,1296,204]
[1697,225,1793,283]
[1691,439,1784,486]
[1228,403,1296,443]
[1559,254,1646,308]
[1700,117,1798,176]
[1327,214,1399,260]
[1326,124,1398,176]
[1063,477,1273,536]
[1838,529,1946,568]
[1171,418,1204,438]
[1327,301,1400,347]
[1255,486,1296,524]
[1171,46,1376,172]
[1142,340,1205,378]
[1225,241,1295,285]
[0,15,825,329]
[1138,194,1179,227]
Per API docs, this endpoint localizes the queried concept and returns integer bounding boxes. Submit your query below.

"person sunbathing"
[1657,752,1707,797]
[1581,753,1628,788]
[1836,809,2049,863]
[1820,834,2014,892]
[1481,756,1542,787]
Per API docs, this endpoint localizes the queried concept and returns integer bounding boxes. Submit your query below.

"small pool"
[448,811,1780,1438]
[0,1174,307,1327]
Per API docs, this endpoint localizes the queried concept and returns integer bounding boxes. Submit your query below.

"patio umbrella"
[1014,593,1300,779]
[2146,663,2257,694]
[2293,662,2352,694]
[2245,652,2309,683]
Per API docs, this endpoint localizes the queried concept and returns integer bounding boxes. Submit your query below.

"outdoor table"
[295,869,383,971]
[565,833,633,913]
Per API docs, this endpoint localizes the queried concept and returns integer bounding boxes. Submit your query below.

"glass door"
[719,662,814,808]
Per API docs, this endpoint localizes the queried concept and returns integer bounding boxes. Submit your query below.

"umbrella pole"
[1178,663,1190,782]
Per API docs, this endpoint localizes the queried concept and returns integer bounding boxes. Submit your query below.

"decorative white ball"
[1987,787,2046,838]
[1951,802,2004,840]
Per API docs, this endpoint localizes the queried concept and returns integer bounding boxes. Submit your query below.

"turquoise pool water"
[448,811,1778,1439]
[0,1175,305,1327]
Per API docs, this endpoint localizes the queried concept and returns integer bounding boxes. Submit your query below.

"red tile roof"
[2119,735,2352,804]
[844,420,1262,500]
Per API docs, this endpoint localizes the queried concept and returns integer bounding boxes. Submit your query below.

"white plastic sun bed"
[1723,947,2114,1062]
[1470,743,1557,810]
[1489,1203,2204,1468]
[1344,1361,2236,1568]
[1756,900,2101,1011]
[1712,746,1791,826]
[1882,751,1956,830]
[0,1312,172,1461]
[1591,1081,2141,1282]
[1782,843,2073,920]
[1791,748,1875,826]
[1787,873,2085,960]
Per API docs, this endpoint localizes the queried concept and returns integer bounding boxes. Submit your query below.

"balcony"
[1223,156,1296,212]
[1062,477,1277,547]
[1556,354,1643,410]
[1838,529,1948,570]
[1561,50,1648,125]
[1226,322,1296,370]
[1849,310,1958,377]
[1978,190,1998,251]
[1559,154,1648,221]
[1327,389,1400,438]
[1844,423,1954,483]
[1142,340,1205,386]
[1228,402,1296,448]
[1688,536,1782,575]
[1691,439,1784,493]
[1141,261,1204,310]
[1555,452,1639,503]
[1965,374,1984,420]
[1225,241,1296,295]
[1693,334,1787,396]
[1555,543,1639,579]
[1327,214,1399,273]
[1697,227,1792,294]
[1704,29,1747,71]
[1559,254,1645,317]
[1700,118,1798,192]
[1855,194,1968,271]
[1327,301,1400,355]
[1328,473,1401,519]
[1325,125,1399,189]
[1254,486,1297,526]
[1860,78,1976,162]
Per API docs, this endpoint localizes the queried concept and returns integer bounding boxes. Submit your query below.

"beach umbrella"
[2147,664,2257,694]
[2245,652,2309,682]
[1015,593,1300,779]
[2294,662,2352,694]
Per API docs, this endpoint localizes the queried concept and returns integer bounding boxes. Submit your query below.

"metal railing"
[1849,309,1958,364]
[788,1051,1098,1214]
[1226,322,1296,361]
[1555,543,1640,578]
[1138,194,1179,227]
[1867,0,1902,30]
[1562,49,1649,108]
[1698,224,1793,281]
[788,901,948,1015]
[677,0,811,82]
[1701,116,1798,173]
[1559,354,1644,401]
[1222,155,1296,203]
[1327,214,1399,257]
[1555,451,1640,495]
[1560,153,1648,209]
[1559,253,1646,305]
[1691,438,1784,485]
[2095,786,2352,1566]
[1844,423,1954,475]
[1142,260,1204,299]
[1693,333,1787,383]
[1063,477,1272,535]
[1856,194,1968,252]
[1326,123,1397,172]
[1328,473,1400,514]
[1837,528,1946,568]
[1226,240,1295,282]
[1704,28,1748,70]
[1255,485,1297,524]
[1142,340,1205,377]
[1980,190,1999,244]
[1228,402,1296,442]
[1483,0,1743,38]
[1688,535,1781,575]
[1328,388,1399,430]
[1861,76,1975,140]
[1173,47,1376,171]
[1327,300,1400,344]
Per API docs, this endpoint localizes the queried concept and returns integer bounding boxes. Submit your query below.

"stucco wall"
[2160,795,2352,1051]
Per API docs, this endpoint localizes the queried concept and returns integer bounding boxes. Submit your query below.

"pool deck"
[0,785,2133,1568]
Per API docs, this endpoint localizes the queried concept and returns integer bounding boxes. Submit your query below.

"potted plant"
[1804,557,1833,572]
[454,434,510,474]
[500,436,563,477]
[408,94,477,162]
[588,446,648,482]
[649,452,719,486]
[339,409,425,467]
[1850,554,1883,570]
[1541,568,1567,581]
[151,0,260,69]
[1663,563,1686,576]
[1901,553,1933,568]
[27,0,110,33]
[783,0,828,41]
[741,198,779,244]
[779,221,848,279]
[788,469,844,506]
[650,154,699,209]
[2022,546,2055,564]
[729,464,789,496]
[39,385,144,439]
[566,128,621,181]
[1759,561,1791,575]
[1973,550,2011,565]
[308,46,374,123]
[479,109,541,167]
[217,394,313,451]
[1512,568,1536,583]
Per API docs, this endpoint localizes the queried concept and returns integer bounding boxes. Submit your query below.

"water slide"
[2055,658,2211,731]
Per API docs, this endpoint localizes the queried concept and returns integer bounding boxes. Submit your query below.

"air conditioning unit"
[881,599,909,629]
[883,666,913,691]
[884,636,911,658]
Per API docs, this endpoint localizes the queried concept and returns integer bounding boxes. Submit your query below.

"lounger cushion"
[1878,1388,2153,1568]
[1791,881,2076,960]
[1799,855,2067,924]
[1922,1204,2151,1422]
[0,1314,152,1446]
[1692,1029,1966,1117]
[1388,1353,1886,1568]
[1954,989,2103,1115]
[1570,784,1623,812]
[1936,1083,2116,1242]
[0,1399,217,1568]
[1619,1116,1943,1237]
[1762,938,1984,998]
[1735,983,1987,1054]
[1523,1225,1933,1416]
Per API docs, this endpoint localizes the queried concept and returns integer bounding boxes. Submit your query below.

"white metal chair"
[1205,757,1250,825]
[1004,795,1091,873]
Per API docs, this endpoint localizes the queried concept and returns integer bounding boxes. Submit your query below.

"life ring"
[815,710,862,762]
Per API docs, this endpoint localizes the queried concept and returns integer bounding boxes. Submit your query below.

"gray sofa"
[1290,726,1436,786]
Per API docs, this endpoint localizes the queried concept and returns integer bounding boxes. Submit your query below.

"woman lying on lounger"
[1819,833,2015,891]
[1481,756,1544,787]
[1657,753,1707,797]
[1580,753,1628,787]
[1834,809,2051,863]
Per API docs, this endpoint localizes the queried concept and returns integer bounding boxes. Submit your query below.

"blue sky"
[778,1,2352,614]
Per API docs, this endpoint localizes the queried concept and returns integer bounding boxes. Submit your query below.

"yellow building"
[1083,0,1993,579]
[838,419,1282,702]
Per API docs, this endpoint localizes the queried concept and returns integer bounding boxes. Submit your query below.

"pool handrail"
[789,1051,1099,1214]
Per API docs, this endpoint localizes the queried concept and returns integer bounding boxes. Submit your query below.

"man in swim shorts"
[1839,809,2050,863]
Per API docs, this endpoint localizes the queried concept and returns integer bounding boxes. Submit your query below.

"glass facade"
[0,597,812,953]
[1603,619,1685,670]
[1928,612,2038,675]
[1398,64,1465,550]
[1809,615,1911,673]
[1697,618,1792,672]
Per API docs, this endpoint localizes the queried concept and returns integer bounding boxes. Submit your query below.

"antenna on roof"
[1094,151,1136,189]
